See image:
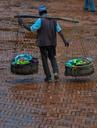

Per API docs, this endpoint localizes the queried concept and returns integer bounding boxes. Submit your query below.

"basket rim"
[65,57,93,67]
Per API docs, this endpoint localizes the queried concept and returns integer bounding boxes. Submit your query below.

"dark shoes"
[54,73,59,82]
[44,73,59,83]
[44,77,52,83]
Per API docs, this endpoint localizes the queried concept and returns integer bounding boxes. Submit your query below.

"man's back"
[37,18,57,47]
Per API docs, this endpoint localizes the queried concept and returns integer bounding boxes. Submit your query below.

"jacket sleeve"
[30,18,41,32]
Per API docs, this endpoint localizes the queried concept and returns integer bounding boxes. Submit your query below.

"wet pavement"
[0,0,97,128]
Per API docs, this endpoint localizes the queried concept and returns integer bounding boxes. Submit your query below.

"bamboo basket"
[64,57,94,76]
[11,55,38,75]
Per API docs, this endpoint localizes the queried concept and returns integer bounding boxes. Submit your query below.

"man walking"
[84,0,96,12]
[18,5,69,82]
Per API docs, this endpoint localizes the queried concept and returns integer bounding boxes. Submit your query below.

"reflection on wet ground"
[0,0,97,128]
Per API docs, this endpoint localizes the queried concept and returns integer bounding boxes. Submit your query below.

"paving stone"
[0,0,97,128]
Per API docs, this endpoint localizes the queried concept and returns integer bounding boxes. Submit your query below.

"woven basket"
[11,57,38,75]
[64,57,94,76]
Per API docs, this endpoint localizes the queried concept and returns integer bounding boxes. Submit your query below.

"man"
[18,5,69,82]
[84,0,96,12]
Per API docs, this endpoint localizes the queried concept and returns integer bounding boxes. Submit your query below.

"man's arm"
[56,22,69,47]
[58,31,69,47]
[18,18,41,32]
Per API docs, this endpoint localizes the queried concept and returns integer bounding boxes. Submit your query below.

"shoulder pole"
[14,14,79,23]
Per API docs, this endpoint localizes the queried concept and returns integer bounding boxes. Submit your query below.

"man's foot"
[44,77,52,83]
[54,73,59,82]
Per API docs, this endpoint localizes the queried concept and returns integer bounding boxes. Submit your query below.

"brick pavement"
[0,0,97,128]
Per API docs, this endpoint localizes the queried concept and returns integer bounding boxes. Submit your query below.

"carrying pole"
[14,14,79,23]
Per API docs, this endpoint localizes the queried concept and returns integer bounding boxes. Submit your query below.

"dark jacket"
[37,18,57,47]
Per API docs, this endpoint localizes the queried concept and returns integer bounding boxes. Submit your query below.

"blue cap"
[38,5,47,12]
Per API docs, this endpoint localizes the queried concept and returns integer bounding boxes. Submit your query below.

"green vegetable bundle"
[65,57,92,67]
[12,53,33,65]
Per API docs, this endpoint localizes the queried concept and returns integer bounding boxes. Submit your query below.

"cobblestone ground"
[0,0,97,128]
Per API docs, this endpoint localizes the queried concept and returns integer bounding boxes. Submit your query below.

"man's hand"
[18,18,31,31]
[64,41,69,47]
[18,18,23,26]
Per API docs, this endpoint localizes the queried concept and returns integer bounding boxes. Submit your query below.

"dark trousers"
[39,46,59,78]
[84,0,95,11]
